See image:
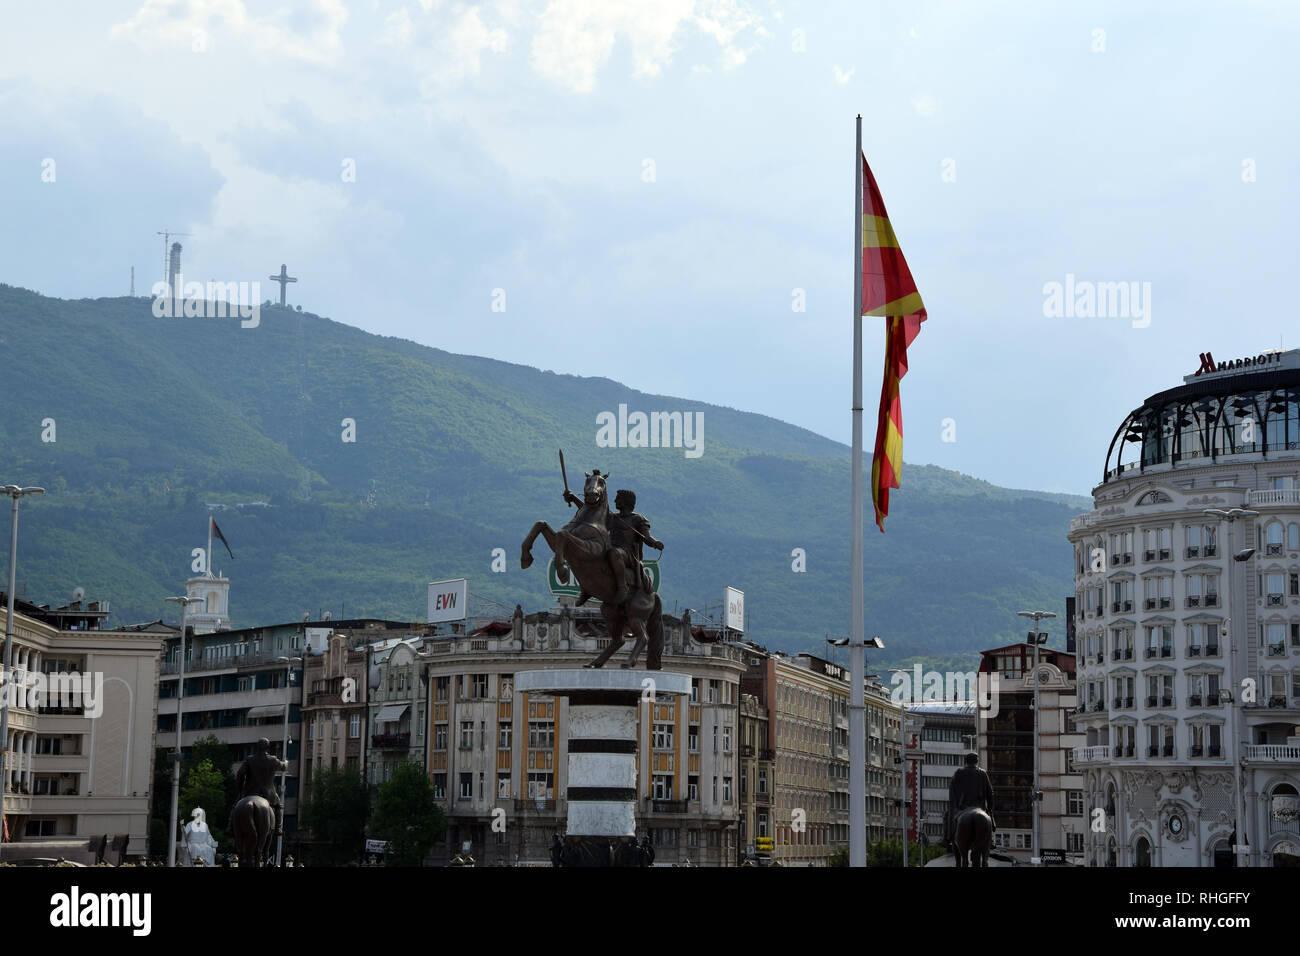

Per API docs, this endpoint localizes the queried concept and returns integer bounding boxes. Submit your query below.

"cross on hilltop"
[269,264,298,306]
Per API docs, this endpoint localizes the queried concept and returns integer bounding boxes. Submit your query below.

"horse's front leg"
[521,522,554,570]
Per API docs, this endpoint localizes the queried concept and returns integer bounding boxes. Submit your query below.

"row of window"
[1106,722,1226,757]
[1091,669,1300,710]
[1080,622,1300,664]
[1080,518,1300,575]
[429,673,732,705]
[993,831,1085,852]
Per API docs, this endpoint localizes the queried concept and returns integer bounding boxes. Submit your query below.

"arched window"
[1289,523,1300,550]
[1134,836,1152,867]
[1271,783,1299,824]
[1273,840,1300,867]
[1266,522,1285,553]
[1107,839,1117,867]
[1212,838,1234,868]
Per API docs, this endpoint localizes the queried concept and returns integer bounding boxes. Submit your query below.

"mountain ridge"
[0,282,1087,670]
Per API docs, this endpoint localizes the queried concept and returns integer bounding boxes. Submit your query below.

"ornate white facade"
[1068,350,1300,866]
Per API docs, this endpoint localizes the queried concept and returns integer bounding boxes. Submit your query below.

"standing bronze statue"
[520,453,665,669]
[947,752,995,868]
[230,737,285,868]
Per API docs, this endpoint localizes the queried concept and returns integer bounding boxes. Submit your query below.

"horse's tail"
[649,594,663,640]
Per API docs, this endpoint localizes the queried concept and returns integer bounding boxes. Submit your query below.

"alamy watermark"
[1,668,104,718]
[596,403,704,459]
[1042,273,1150,328]
[889,665,1001,718]
[152,274,261,328]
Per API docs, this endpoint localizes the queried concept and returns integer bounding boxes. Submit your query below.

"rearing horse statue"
[521,469,664,669]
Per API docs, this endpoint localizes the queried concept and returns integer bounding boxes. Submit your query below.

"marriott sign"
[1183,348,1297,384]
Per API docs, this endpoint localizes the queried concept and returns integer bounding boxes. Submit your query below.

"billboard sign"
[549,558,659,597]
[428,578,468,623]
[724,586,745,632]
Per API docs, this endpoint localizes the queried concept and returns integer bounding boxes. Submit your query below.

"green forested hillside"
[0,284,1088,671]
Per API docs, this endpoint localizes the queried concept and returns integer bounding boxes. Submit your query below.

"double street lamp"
[1017,610,1056,866]
[0,485,44,864]
[164,594,204,867]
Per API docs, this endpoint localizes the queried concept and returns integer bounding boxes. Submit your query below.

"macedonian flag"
[862,155,926,531]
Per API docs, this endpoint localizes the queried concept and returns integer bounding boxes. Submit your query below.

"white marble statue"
[181,807,219,867]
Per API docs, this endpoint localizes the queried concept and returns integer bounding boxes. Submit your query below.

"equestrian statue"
[521,451,665,669]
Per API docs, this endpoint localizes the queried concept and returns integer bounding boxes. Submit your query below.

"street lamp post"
[900,698,908,867]
[886,667,920,867]
[828,635,883,867]
[0,485,44,864]
[164,595,204,866]
[1017,610,1056,867]
[1204,507,1258,868]
[275,655,302,866]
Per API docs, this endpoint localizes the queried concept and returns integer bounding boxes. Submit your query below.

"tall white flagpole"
[206,515,213,579]
[850,114,867,868]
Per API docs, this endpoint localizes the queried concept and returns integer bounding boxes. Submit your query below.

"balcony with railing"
[1244,744,1300,762]
[514,798,557,812]
[1246,489,1300,507]
[1073,745,1111,764]
[161,650,290,675]
[648,798,688,813]
[370,732,410,750]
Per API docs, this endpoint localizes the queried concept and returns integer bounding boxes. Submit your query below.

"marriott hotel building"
[1069,349,1300,867]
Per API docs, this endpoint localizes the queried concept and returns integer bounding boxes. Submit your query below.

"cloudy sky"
[3,0,1298,495]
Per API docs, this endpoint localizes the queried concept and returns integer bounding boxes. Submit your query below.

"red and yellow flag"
[862,155,926,531]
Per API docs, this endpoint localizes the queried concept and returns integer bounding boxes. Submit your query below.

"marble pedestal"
[515,668,690,867]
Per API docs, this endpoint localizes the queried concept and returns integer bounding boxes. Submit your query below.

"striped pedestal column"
[515,669,690,867]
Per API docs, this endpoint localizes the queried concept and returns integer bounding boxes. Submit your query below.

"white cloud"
[111,0,349,65]
[529,0,763,93]
[911,93,937,117]
[833,65,853,85]
[383,7,414,46]
[385,3,511,93]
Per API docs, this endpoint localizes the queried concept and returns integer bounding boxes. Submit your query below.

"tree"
[186,734,236,822]
[829,845,850,867]
[865,837,946,866]
[299,767,369,866]
[370,761,445,867]
[179,758,229,852]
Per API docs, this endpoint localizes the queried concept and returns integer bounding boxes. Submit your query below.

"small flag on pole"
[861,155,926,531]
[211,518,234,559]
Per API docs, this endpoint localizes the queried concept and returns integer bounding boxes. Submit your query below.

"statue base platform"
[516,669,689,865]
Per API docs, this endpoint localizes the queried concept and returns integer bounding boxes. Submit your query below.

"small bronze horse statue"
[952,807,993,868]
[521,469,664,669]
[231,794,276,868]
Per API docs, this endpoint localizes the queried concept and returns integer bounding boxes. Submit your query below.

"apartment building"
[0,594,163,862]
